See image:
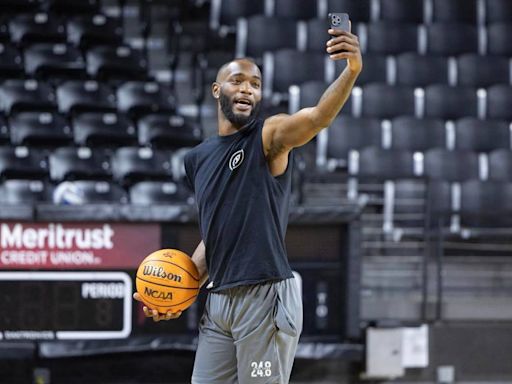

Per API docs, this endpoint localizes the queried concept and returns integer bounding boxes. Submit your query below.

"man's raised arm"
[263,27,362,157]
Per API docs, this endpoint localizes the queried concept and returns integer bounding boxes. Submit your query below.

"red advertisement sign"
[0,222,161,269]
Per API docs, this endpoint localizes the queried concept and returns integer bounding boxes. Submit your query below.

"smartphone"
[328,13,350,55]
[329,12,350,33]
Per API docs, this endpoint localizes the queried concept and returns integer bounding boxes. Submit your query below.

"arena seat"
[9,111,72,147]
[273,0,318,20]
[0,179,51,204]
[366,22,419,55]
[269,49,326,94]
[116,81,175,120]
[86,45,147,83]
[390,117,446,151]
[9,12,66,46]
[23,43,86,81]
[485,0,512,24]
[336,53,388,85]
[66,13,123,49]
[426,23,478,56]
[209,0,264,32]
[0,43,24,79]
[378,0,424,23]
[0,0,39,13]
[49,147,111,182]
[486,85,512,120]
[351,147,417,180]
[304,18,333,53]
[0,116,8,145]
[326,0,370,23]
[322,116,382,170]
[424,149,480,181]
[52,179,127,204]
[395,53,449,86]
[487,23,512,56]
[236,15,297,58]
[432,0,477,24]
[137,113,203,149]
[0,79,57,114]
[454,118,509,152]
[456,54,509,87]
[0,146,48,180]
[129,180,192,205]
[111,147,173,187]
[424,85,478,120]
[72,112,137,148]
[56,80,116,115]
[361,84,416,119]
[488,149,512,181]
[45,0,100,15]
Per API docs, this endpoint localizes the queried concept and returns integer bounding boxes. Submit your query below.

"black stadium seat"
[457,54,509,87]
[362,84,415,119]
[487,23,512,56]
[129,181,192,205]
[238,16,297,58]
[56,80,116,115]
[273,0,318,20]
[116,81,175,119]
[379,0,424,23]
[0,79,57,114]
[9,13,66,46]
[23,43,86,81]
[305,18,332,53]
[432,0,477,24]
[367,22,419,54]
[0,116,8,144]
[9,111,72,147]
[485,0,512,24]
[454,118,509,152]
[352,147,416,180]
[336,54,388,85]
[489,149,512,181]
[0,146,48,180]
[67,14,122,49]
[49,147,111,182]
[52,180,127,204]
[396,53,449,86]
[295,81,328,110]
[0,43,24,79]
[390,117,446,151]
[424,149,479,182]
[270,50,326,93]
[326,0,370,23]
[86,45,147,82]
[45,0,100,15]
[210,0,264,31]
[0,179,51,204]
[111,147,172,187]
[427,24,478,56]
[460,180,512,226]
[486,85,512,120]
[137,114,203,149]
[424,85,478,120]
[72,112,137,148]
[326,116,382,163]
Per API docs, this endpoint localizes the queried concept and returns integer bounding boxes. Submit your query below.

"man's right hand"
[133,292,182,322]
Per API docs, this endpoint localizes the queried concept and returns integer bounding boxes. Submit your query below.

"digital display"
[0,272,132,340]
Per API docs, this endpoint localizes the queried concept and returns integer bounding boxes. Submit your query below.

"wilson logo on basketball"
[142,265,182,283]
[229,149,244,171]
[144,286,173,300]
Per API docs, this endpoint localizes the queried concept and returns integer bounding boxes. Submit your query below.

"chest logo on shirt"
[229,149,244,171]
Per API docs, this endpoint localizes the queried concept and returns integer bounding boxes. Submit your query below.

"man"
[134,25,362,383]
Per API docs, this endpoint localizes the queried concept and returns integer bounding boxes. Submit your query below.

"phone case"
[329,13,350,32]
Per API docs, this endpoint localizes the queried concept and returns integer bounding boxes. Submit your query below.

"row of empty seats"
[211,0,512,27]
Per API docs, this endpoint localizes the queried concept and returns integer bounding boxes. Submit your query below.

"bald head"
[215,58,261,83]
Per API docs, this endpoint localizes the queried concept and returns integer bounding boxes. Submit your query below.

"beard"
[219,91,261,128]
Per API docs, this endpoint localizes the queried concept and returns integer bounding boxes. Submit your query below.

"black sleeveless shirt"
[183,118,294,292]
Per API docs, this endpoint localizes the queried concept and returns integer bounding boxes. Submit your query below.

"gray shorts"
[192,273,303,384]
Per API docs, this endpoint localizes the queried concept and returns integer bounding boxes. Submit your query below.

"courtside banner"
[0,222,161,269]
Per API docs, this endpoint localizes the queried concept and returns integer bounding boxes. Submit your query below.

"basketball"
[136,249,200,314]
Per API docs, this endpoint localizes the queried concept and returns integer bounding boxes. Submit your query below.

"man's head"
[212,58,262,128]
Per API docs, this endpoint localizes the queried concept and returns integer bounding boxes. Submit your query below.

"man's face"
[214,60,262,128]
